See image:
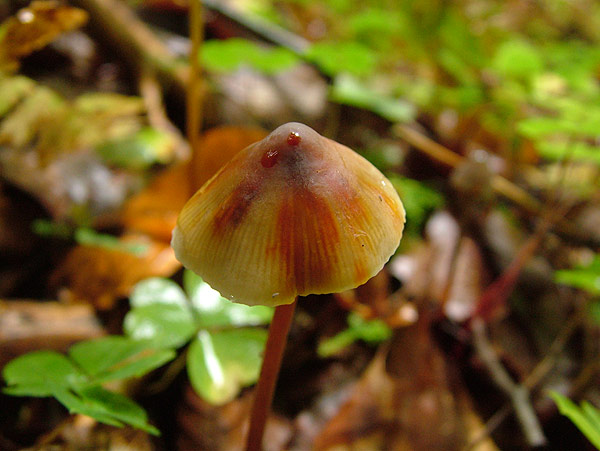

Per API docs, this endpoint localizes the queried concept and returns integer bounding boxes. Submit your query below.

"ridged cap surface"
[172,123,405,306]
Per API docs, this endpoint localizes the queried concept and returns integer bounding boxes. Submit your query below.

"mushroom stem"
[246,299,297,451]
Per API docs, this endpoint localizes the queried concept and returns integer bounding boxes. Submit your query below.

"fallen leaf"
[0,85,64,148]
[0,149,138,220]
[29,415,152,450]
[335,270,418,328]
[50,234,180,310]
[192,125,268,190]
[122,126,268,241]
[0,1,88,70]
[314,316,472,450]
[0,300,104,368]
[177,384,291,451]
[390,210,462,304]
[121,163,191,242]
[444,237,487,323]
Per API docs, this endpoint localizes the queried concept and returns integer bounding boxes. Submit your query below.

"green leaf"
[96,127,175,170]
[537,141,600,164]
[184,270,273,329]
[551,392,600,449]
[318,312,391,357]
[249,46,300,75]
[307,42,377,77]
[330,75,415,123]
[348,9,407,49]
[69,336,175,383]
[588,301,600,324]
[0,85,64,147]
[74,228,148,255]
[202,38,299,74]
[2,341,164,434]
[130,277,189,308]
[54,389,124,427]
[555,256,600,295]
[74,93,144,116]
[31,219,73,239]
[0,75,35,116]
[124,304,196,349]
[438,48,477,85]
[76,386,159,435]
[3,351,84,396]
[389,176,444,234]
[493,40,544,81]
[583,401,600,434]
[126,278,196,347]
[55,387,159,435]
[187,328,268,405]
[518,116,600,140]
[347,312,392,343]
[317,328,357,358]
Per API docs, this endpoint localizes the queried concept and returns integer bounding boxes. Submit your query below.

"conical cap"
[172,123,405,306]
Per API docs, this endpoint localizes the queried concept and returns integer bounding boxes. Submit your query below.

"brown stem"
[246,299,297,451]
[187,0,205,194]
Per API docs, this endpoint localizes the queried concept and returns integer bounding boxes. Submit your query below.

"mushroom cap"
[172,122,405,307]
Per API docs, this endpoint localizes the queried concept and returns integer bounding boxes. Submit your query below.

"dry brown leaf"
[335,271,418,328]
[121,163,192,242]
[0,148,138,221]
[0,1,88,70]
[390,211,489,324]
[50,233,180,310]
[314,317,472,451]
[122,126,267,241]
[390,211,461,304]
[192,125,268,190]
[0,300,104,368]
[28,415,152,451]
[444,237,487,323]
[177,384,292,451]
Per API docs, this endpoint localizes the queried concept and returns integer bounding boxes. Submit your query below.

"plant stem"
[245,299,297,451]
[187,0,205,194]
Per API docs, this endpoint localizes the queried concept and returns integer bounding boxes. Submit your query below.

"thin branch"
[472,318,547,448]
[203,0,310,54]
[139,70,189,160]
[524,311,582,390]
[187,0,205,193]
[393,124,600,248]
[70,0,189,98]
[465,310,581,450]
[463,403,511,451]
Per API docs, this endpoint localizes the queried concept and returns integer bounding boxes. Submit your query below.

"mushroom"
[171,122,405,450]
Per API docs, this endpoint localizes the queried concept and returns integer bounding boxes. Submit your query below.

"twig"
[203,0,310,54]
[395,124,463,168]
[463,403,511,451]
[465,310,582,450]
[187,0,205,193]
[393,123,600,248]
[394,124,542,210]
[524,311,582,390]
[69,0,189,98]
[472,209,558,321]
[139,70,189,160]
[472,318,547,447]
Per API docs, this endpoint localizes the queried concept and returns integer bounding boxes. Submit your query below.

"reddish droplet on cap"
[287,132,301,146]
[261,149,279,168]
